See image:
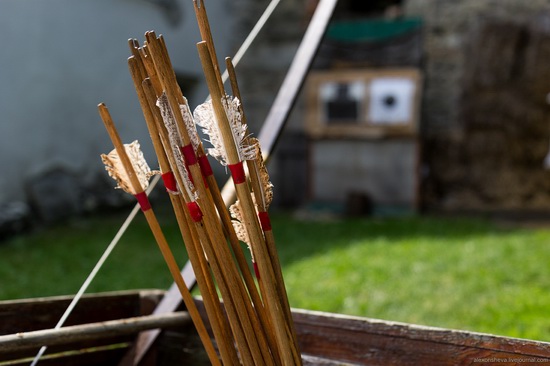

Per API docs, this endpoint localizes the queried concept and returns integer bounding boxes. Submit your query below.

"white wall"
[0,0,235,202]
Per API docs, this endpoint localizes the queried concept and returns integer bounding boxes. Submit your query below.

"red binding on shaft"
[161,172,178,193]
[253,262,260,280]
[228,162,246,184]
[258,211,272,231]
[180,144,208,186]
[134,191,152,211]
[180,144,198,166]
[186,201,204,222]
[198,154,213,177]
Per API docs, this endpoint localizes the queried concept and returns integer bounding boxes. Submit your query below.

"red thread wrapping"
[179,146,195,185]
[198,155,213,177]
[228,162,246,184]
[134,192,152,211]
[186,202,203,222]
[253,262,260,280]
[180,144,198,166]
[184,159,195,185]
[179,145,207,187]
[161,172,178,193]
[258,211,272,231]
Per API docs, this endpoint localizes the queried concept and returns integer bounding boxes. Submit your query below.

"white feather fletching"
[172,143,198,201]
[157,94,184,147]
[223,96,256,161]
[249,137,273,210]
[194,96,255,165]
[229,200,254,261]
[179,97,201,152]
[194,99,226,163]
[101,140,153,195]
[157,94,197,200]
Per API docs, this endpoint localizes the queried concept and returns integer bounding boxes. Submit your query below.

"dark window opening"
[333,0,403,19]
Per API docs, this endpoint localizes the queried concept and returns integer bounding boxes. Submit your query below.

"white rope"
[220,0,281,83]
[29,1,281,364]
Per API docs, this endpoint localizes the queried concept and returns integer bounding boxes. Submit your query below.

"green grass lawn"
[278,214,550,342]
[1,206,550,342]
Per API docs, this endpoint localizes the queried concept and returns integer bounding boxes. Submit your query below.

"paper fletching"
[229,200,247,242]
[194,99,226,164]
[179,97,201,152]
[101,140,153,195]
[250,137,273,209]
[157,94,198,201]
[194,96,255,165]
[229,200,254,260]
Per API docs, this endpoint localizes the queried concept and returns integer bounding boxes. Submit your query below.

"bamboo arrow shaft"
[197,40,300,365]
[131,69,240,364]
[226,56,301,363]
[204,170,282,361]
[98,104,221,366]
[190,161,275,366]
[145,79,269,365]
[193,0,225,93]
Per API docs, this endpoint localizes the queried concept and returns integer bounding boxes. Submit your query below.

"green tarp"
[326,18,423,42]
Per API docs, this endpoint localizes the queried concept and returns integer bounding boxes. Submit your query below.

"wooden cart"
[1,290,549,365]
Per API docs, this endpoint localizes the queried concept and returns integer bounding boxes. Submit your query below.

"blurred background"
[4,0,550,237]
[0,0,235,232]
[2,0,550,342]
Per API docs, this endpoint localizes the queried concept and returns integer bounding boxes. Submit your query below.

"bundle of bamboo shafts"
[97,2,301,365]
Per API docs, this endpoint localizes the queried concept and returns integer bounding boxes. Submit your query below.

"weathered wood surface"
[292,308,550,365]
[192,297,550,365]
[0,290,163,334]
[1,290,550,365]
[0,290,164,365]
[0,312,190,352]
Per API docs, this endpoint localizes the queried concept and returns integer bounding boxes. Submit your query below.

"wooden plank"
[0,291,165,364]
[2,293,550,365]
[0,312,191,353]
[193,299,550,364]
[2,345,130,366]
[0,290,163,335]
[292,308,550,365]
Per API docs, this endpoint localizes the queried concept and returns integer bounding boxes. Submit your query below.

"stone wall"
[229,0,307,135]
[405,0,550,212]
[228,0,310,208]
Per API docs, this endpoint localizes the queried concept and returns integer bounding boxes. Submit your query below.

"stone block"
[310,139,419,209]
[25,167,84,223]
[0,201,33,241]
